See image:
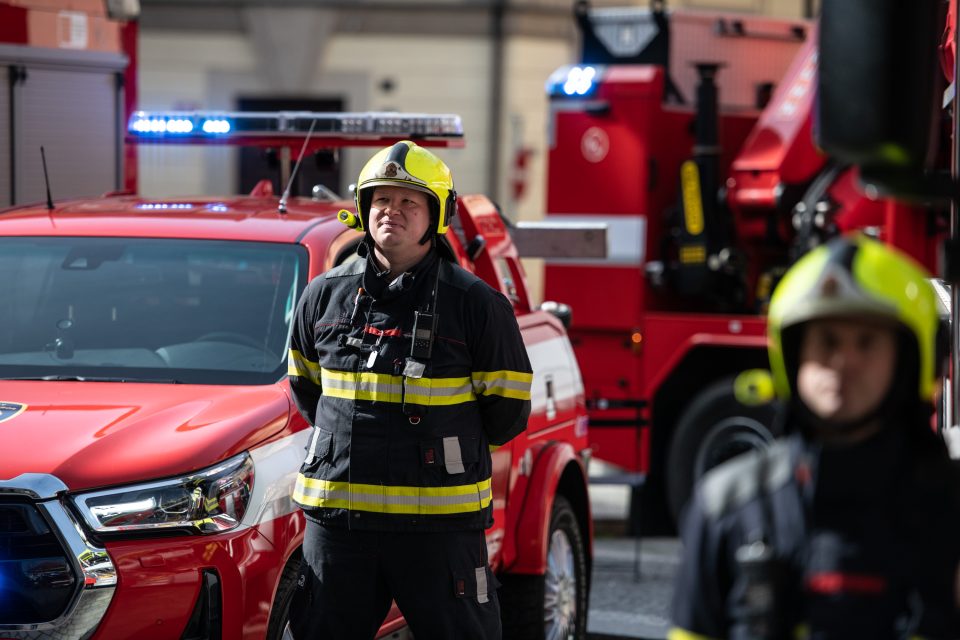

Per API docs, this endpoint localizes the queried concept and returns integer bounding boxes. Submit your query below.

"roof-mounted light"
[547,65,604,98]
[135,203,196,210]
[127,111,464,148]
[201,118,231,134]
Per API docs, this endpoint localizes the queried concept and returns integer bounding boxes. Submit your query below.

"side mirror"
[817,0,944,194]
[539,301,573,329]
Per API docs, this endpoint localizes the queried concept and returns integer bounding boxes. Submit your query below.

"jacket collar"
[362,249,439,302]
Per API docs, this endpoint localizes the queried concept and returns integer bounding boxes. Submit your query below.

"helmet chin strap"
[418,201,441,245]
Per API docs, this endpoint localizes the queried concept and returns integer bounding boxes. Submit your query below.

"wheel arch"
[507,441,590,576]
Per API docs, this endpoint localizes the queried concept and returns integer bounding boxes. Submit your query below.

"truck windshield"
[0,237,307,385]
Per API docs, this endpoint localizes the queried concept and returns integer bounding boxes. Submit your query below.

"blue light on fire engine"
[136,203,196,210]
[202,119,232,134]
[130,116,194,134]
[563,66,597,96]
[546,65,602,98]
[129,113,234,137]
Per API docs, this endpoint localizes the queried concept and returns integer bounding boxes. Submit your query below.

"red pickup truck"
[0,112,592,640]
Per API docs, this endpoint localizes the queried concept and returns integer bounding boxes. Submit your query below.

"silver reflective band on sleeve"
[471,370,533,400]
[476,566,488,604]
[443,436,465,474]
[305,426,322,464]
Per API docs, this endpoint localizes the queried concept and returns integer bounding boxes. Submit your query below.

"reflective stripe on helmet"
[292,476,493,515]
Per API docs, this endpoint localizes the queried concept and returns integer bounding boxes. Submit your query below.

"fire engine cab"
[0,110,592,640]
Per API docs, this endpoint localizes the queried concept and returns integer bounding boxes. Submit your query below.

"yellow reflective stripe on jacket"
[666,628,718,640]
[404,376,476,405]
[293,476,493,515]
[320,368,476,406]
[288,349,322,385]
[471,370,533,400]
[321,369,403,403]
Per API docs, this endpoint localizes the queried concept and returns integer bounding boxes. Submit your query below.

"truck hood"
[0,381,291,492]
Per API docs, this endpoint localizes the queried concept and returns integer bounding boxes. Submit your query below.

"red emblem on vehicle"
[0,402,26,424]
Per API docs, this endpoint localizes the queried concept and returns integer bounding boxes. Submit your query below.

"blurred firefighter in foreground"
[286,141,532,639]
[669,234,960,639]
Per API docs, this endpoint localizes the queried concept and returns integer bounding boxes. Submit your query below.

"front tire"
[267,552,301,640]
[501,495,588,640]
[665,375,779,524]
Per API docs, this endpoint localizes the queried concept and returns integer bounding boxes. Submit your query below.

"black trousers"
[288,520,502,640]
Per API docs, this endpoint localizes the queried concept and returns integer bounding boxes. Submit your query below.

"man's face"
[368,185,432,254]
[796,317,898,425]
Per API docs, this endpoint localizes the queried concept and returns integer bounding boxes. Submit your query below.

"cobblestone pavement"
[587,537,681,640]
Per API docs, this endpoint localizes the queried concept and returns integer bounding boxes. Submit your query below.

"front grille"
[0,502,77,625]
[0,505,29,533]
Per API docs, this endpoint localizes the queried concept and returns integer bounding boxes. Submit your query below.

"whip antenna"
[40,146,54,211]
[278,119,317,214]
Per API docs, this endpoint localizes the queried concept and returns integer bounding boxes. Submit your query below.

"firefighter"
[669,234,960,639]
[286,140,532,640]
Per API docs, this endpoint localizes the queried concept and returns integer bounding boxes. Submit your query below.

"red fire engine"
[542,0,950,530]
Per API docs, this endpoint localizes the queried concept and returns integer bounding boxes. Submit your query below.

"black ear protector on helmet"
[444,189,458,228]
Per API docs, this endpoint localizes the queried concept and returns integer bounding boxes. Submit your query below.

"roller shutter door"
[0,46,126,207]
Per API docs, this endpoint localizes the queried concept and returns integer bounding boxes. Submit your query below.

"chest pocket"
[420,436,480,476]
[313,318,357,368]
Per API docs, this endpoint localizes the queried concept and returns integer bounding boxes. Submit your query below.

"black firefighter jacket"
[288,250,533,532]
[670,425,960,640]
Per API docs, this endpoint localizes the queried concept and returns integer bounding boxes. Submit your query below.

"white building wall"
[137,32,255,198]
[675,0,815,18]
[136,29,493,201]
[322,34,492,198]
[500,36,575,306]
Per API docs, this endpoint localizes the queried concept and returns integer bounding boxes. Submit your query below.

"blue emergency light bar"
[546,65,603,98]
[127,110,464,143]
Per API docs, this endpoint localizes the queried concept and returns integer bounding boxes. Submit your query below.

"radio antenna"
[40,146,54,211]
[278,119,317,215]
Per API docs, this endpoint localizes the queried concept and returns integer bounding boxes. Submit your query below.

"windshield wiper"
[1,375,184,383]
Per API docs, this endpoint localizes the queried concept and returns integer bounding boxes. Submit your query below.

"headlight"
[72,453,254,535]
